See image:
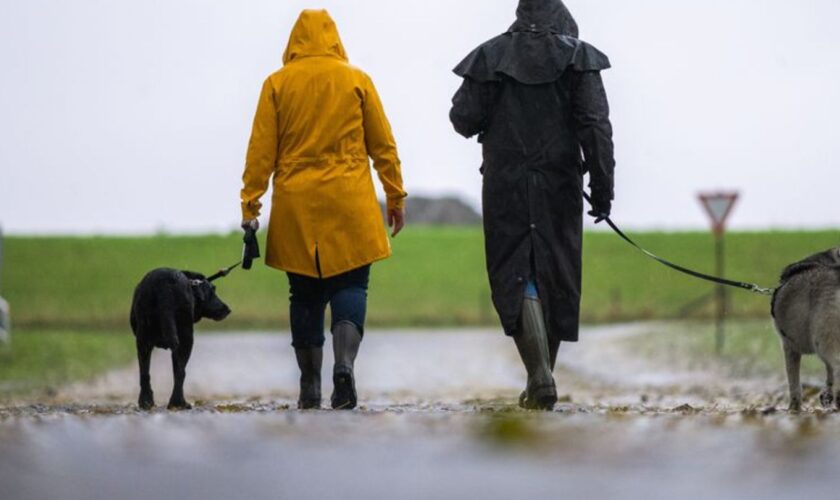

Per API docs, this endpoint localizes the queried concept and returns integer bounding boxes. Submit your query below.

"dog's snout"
[211,302,232,321]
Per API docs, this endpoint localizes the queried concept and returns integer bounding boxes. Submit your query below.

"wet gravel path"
[2,325,840,500]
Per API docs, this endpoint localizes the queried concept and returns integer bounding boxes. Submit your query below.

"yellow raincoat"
[241,10,407,278]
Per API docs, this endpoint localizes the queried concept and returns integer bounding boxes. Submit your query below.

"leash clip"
[750,285,776,296]
[207,261,242,283]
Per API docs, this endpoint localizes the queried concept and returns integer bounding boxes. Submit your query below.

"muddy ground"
[2,324,839,500]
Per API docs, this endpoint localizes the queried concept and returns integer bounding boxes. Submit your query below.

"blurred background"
[2,3,840,499]
[1,0,840,234]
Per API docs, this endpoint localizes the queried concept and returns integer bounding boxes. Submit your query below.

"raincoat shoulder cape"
[453,0,610,85]
[241,10,406,279]
[453,32,610,85]
[449,0,616,343]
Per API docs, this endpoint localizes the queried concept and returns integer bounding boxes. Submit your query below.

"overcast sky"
[1,0,839,234]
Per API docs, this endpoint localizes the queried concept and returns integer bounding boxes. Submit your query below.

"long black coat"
[450,0,615,342]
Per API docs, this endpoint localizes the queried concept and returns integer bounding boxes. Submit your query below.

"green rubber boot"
[514,297,557,410]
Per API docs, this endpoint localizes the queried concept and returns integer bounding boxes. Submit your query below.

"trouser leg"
[288,273,327,349]
[288,273,327,408]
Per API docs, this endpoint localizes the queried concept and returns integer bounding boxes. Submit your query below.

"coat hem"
[264,250,392,279]
[499,317,580,343]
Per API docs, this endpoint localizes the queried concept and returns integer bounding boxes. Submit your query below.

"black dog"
[130,268,231,410]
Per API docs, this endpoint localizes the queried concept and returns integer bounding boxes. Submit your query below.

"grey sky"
[1,0,839,234]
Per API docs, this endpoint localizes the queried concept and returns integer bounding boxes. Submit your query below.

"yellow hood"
[283,10,348,65]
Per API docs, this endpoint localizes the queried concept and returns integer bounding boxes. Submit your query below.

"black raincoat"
[450,0,615,342]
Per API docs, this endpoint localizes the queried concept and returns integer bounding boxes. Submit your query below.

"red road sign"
[698,192,739,237]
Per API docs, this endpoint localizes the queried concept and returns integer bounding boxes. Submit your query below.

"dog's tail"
[156,286,180,350]
[159,313,179,351]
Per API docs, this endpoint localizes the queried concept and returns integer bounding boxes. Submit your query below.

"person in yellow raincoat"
[240,9,407,410]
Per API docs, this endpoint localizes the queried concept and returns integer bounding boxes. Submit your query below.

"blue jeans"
[525,280,539,300]
[287,265,371,349]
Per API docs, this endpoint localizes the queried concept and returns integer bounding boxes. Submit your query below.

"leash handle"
[242,227,261,270]
[583,192,775,296]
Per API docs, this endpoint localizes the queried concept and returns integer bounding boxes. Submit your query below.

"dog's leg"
[826,358,840,411]
[820,361,835,408]
[167,334,193,410]
[137,340,155,410]
[783,344,802,412]
[828,358,840,412]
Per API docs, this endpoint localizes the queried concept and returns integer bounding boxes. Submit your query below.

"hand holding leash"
[241,220,261,271]
[588,210,609,224]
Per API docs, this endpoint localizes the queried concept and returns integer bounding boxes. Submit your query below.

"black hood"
[509,0,579,37]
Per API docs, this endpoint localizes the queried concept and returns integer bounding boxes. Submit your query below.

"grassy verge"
[0,330,134,400]
[2,228,840,329]
[627,320,825,379]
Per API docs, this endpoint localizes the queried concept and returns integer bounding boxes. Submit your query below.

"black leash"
[583,193,775,296]
[208,261,241,282]
[207,227,262,282]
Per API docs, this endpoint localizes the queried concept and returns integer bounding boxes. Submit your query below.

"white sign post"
[0,298,8,345]
[0,226,8,344]
[698,192,739,354]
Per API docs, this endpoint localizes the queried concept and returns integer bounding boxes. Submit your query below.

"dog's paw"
[138,393,155,411]
[167,400,193,411]
[788,400,802,413]
[820,389,834,408]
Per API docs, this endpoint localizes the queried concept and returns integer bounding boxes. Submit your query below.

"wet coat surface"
[450,0,615,341]
[240,10,406,278]
[3,326,840,500]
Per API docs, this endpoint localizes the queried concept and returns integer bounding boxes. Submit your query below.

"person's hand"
[241,219,260,232]
[587,198,611,224]
[587,209,609,224]
[388,207,405,237]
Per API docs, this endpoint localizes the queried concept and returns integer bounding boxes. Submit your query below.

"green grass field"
[0,330,134,399]
[2,227,839,330]
[627,320,826,380]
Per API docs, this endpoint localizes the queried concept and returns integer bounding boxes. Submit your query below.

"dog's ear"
[182,270,206,281]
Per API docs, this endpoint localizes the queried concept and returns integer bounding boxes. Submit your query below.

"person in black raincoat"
[450,0,615,409]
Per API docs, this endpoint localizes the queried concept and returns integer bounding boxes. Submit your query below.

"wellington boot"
[331,321,362,410]
[514,297,557,410]
[294,347,322,409]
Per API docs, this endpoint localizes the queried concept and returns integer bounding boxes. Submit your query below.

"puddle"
[2,327,839,500]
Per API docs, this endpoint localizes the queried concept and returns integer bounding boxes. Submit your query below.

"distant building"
[381,196,482,226]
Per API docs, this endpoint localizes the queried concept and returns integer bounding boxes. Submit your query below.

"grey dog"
[772,247,840,411]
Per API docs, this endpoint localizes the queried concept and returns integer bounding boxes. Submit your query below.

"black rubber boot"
[294,347,322,410]
[331,321,362,410]
[514,297,557,410]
